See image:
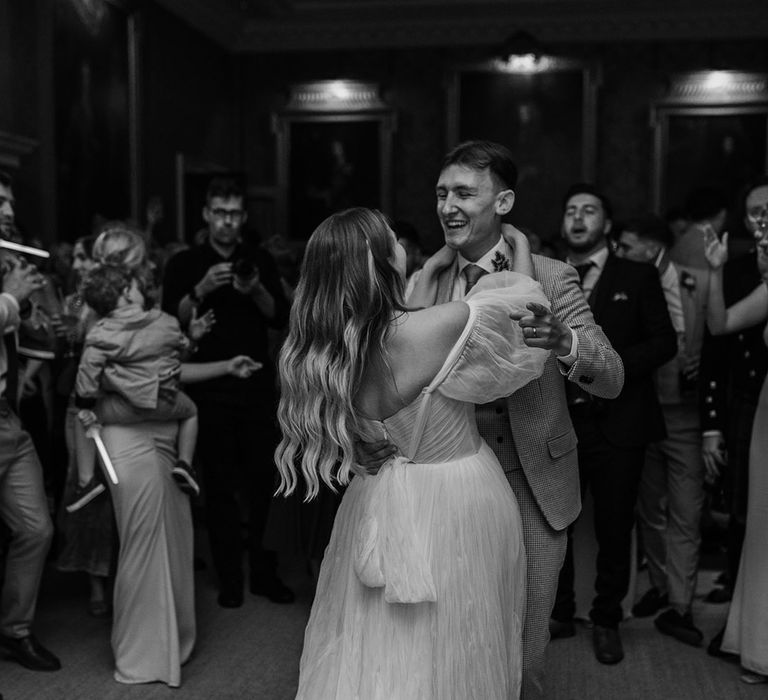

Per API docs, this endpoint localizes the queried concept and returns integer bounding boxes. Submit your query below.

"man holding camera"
[162,177,294,608]
[0,171,60,672]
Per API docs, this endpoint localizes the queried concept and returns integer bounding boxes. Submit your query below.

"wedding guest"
[701,177,768,608]
[69,224,261,686]
[551,184,677,665]
[278,207,548,699]
[0,170,60,672]
[162,177,293,608]
[56,234,115,618]
[703,178,768,685]
[69,264,213,510]
[617,215,708,645]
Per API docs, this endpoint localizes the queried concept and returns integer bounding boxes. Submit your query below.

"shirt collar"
[566,244,609,272]
[457,236,508,274]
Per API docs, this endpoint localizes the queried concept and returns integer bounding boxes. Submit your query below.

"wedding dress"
[296,272,549,700]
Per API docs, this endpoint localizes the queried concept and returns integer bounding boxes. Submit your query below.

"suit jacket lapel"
[590,253,615,313]
[435,260,460,304]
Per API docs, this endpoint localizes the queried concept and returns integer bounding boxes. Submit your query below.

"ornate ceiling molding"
[153,1,768,53]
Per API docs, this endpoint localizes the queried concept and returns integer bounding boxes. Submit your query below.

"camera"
[231,257,258,284]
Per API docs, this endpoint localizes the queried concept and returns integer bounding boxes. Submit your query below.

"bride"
[276,207,549,699]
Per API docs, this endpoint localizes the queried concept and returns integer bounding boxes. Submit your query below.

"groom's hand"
[352,438,397,476]
[510,302,573,356]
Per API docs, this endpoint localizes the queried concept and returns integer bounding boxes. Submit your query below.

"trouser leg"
[662,405,704,610]
[505,468,567,700]
[637,438,669,594]
[589,442,645,628]
[0,411,53,638]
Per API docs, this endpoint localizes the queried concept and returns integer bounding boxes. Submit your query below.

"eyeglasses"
[209,208,244,222]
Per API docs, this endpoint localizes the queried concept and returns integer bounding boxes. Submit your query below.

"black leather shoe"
[250,577,295,604]
[631,587,668,618]
[0,634,61,671]
[654,609,703,647]
[593,625,624,664]
[217,588,244,608]
[549,618,576,640]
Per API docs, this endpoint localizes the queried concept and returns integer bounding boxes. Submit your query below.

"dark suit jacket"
[585,254,678,448]
[699,250,768,432]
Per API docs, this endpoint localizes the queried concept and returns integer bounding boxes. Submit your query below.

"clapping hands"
[188,308,215,342]
[702,225,728,270]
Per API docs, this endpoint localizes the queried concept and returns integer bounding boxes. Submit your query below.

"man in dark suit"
[550,183,677,664]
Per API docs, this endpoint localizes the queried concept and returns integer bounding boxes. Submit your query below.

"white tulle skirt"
[296,443,526,700]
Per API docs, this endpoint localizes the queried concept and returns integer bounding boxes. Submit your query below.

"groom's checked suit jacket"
[435,252,624,532]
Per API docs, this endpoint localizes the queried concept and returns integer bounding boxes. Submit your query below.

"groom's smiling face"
[435,165,513,262]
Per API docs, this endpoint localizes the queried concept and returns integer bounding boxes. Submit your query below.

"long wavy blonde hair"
[275,208,407,500]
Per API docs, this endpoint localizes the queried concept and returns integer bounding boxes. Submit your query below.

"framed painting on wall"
[651,72,768,218]
[273,81,396,240]
[447,57,599,241]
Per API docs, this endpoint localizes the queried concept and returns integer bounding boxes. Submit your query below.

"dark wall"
[242,39,768,251]
[242,49,449,248]
[140,3,239,242]
[0,0,238,245]
[0,0,49,241]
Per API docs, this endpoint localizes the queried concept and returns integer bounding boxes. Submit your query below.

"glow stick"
[0,240,50,259]
[87,426,119,485]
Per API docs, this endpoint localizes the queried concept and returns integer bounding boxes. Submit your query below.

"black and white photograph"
[2,1,768,698]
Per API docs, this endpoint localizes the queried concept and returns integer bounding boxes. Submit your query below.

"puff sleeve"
[436,272,549,403]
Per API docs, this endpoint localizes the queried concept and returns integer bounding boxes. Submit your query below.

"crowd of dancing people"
[1,143,768,698]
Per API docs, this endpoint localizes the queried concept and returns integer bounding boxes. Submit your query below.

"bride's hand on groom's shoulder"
[422,245,456,275]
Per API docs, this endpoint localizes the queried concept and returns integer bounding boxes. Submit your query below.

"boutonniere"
[680,271,696,293]
[491,251,510,272]
[611,292,629,302]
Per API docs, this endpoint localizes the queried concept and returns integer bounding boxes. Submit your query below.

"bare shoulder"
[384,301,470,397]
[406,301,469,341]
[390,301,469,361]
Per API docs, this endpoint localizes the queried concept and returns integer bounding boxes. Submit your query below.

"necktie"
[463,264,488,295]
[3,332,18,409]
[574,262,593,287]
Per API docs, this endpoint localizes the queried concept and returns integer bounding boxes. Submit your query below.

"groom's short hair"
[441,140,518,191]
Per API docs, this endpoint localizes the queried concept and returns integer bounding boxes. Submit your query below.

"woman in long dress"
[275,208,549,699]
[704,228,768,684]
[72,225,260,687]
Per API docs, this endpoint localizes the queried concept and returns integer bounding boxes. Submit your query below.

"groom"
[366,141,624,697]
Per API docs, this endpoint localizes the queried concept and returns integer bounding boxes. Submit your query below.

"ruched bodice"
[360,396,482,464]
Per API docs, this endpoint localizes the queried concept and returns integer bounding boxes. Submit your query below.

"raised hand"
[425,245,456,273]
[500,223,534,277]
[703,226,728,270]
[188,308,215,341]
[510,301,572,356]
